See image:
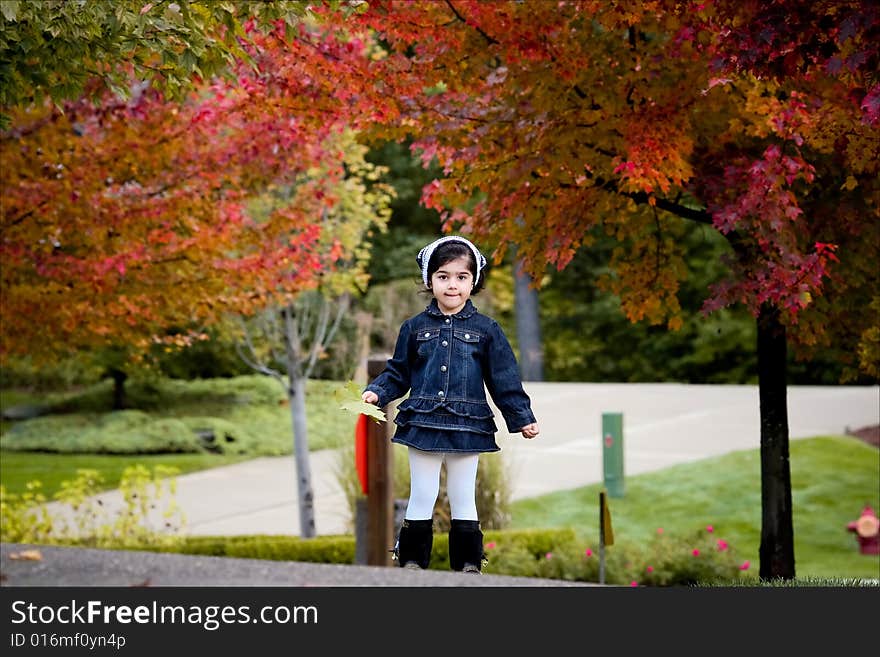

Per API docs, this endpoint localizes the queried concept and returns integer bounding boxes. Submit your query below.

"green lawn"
[1,376,356,456]
[0,451,252,497]
[1,375,353,496]
[509,435,880,581]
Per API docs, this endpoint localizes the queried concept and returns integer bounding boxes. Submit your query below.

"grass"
[1,375,357,455]
[0,451,252,497]
[1,375,359,496]
[509,435,880,582]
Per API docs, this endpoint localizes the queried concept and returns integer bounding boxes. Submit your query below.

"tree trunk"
[513,258,544,381]
[282,305,317,538]
[757,303,796,580]
[108,368,128,410]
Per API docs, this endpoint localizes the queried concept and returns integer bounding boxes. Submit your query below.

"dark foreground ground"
[0,542,597,587]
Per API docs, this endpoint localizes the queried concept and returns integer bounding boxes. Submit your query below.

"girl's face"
[430,256,474,315]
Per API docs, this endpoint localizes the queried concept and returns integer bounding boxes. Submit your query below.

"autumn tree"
[1,6,391,536]
[307,0,878,579]
[0,0,353,128]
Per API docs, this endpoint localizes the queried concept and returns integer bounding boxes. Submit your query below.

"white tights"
[404,448,479,521]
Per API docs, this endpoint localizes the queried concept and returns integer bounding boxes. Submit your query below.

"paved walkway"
[39,382,880,537]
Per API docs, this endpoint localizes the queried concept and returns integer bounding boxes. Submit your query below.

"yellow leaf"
[10,549,43,561]
[334,380,386,423]
[841,176,858,191]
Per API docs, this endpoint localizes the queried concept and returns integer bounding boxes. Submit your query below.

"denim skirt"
[391,424,500,453]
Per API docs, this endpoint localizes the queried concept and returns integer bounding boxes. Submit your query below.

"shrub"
[635,526,748,586]
[0,466,184,548]
[0,412,204,454]
[2,375,351,455]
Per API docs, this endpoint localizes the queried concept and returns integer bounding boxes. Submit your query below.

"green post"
[602,412,624,498]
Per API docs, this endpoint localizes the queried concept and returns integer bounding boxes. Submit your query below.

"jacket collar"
[425,298,478,320]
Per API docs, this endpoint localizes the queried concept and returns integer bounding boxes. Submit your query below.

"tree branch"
[628,192,714,226]
[235,317,285,386]
[445,1,500,45]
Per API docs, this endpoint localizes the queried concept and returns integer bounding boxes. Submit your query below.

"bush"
[141,528,577,572]
[0,412,204,454]
[1,466,184,548]
[1,375,352,455]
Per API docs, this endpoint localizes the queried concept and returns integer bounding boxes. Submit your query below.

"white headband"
[416,236,487,287]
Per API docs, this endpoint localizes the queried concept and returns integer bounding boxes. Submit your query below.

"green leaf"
[333,380,386,423]
[1,0,18,22]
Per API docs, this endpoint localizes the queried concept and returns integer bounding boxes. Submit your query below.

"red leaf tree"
[313,0,878,579]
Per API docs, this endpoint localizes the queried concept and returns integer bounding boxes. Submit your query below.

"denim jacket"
[365,299,537,443]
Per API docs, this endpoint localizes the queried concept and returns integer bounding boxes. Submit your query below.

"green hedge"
[126,525,748,586]
[133,528,575,569]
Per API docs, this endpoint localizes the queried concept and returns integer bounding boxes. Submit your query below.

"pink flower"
[656,527,664,534]
[716,539,729,551]
[646,565,654,573]
[545,552,553,560]
[692,549,700,556]
[630,581,639,587]
[584,548,593,557]
[485,542,496,550]
[740,561,750,571]
[706,524,714,533]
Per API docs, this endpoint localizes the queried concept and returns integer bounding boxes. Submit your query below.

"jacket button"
[442,340,448,346]
[464,333,471,339]
[445,318,450,323]
[438,391,444,397]
[441,365,447,372]
[424,332,431,338]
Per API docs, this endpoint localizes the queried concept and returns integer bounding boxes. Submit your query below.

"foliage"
[0,465,184,548]
[334,380,386,423]
[1,14,393,369]
[359,278,434,355]
[316,0,879,383]
[0,375,355,458]
[0,0,355,127]
[0,411,204,454]
[150,325,253,380]
[0,450,250,499]
[136,528,576,569]
[476,525,747,586]
[129,524,747,585]
[0,353,107,390]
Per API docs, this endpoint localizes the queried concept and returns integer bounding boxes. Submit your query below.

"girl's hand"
[362,390,379,405]
[519,423,540,439]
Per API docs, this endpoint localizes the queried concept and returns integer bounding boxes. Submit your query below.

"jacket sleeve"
[483,320,537,432]
[363,318,413,408]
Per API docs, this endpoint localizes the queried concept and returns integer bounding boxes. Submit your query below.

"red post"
[366,356,394,566]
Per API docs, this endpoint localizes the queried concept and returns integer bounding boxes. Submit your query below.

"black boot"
[393,519,433,569]
[448,519,485,573]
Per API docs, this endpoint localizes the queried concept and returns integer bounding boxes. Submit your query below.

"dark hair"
[425,241,486,294]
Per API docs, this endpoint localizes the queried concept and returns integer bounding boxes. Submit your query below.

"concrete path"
[42,383,880,537]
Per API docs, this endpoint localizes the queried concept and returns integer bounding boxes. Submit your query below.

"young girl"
[362,235,539,573]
